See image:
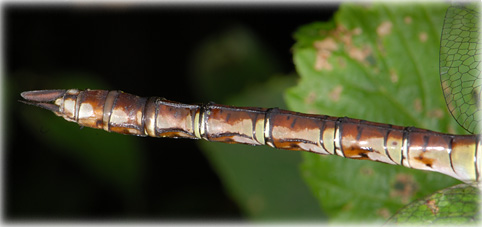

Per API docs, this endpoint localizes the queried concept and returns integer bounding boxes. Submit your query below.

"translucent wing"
[440,4,481,134]
[387,184,480,224]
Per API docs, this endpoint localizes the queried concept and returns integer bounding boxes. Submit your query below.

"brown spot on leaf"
[352,27,362,35]
[377,21,392,37]
[427,109,444,119]
[413,98,422,113]
[313,24,373,69]
[348,45,372,64]
[377,208,391,219]
[390,174,419,204]
[315,50,333,71]
[419,32,428,43]
[390,69,398,83]
[314,37,338,51]
[426,199,439,215]
[329,85,343,102]
[314,37,338,71]
[305,91,317,105]
[404,16,412,24]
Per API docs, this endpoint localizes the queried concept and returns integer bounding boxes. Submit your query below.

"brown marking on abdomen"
[340,121,394,164]
[343,146,372,160]
[414,155,434,168]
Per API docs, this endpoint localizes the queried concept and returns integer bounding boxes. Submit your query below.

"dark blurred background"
[4,2,336,221]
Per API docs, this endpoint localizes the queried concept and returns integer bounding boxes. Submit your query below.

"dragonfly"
[20,4,481,187]
[17,3,480,223]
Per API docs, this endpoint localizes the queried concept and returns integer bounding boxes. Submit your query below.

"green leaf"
[287,3,471,223]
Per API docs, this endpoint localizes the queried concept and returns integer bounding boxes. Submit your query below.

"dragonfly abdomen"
[21,89,480,184]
